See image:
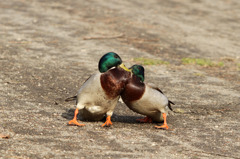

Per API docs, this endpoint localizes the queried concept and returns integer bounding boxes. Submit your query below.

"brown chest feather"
[121,75,145,103]
[100,67,131,99]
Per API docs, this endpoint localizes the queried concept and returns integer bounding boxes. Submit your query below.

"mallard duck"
[121,65,174,130]
[68,52,131,127]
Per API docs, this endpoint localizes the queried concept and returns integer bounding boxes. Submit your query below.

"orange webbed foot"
[136,116,152,123]
[155,113,169,130]
[68,109,85,126]
[68,119,85,126]
[101,116,112,127]
[155,124,169,130]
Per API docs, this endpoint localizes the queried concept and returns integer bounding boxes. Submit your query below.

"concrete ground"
[0,0,240,158]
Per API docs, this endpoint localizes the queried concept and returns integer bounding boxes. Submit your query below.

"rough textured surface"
[0,0,240,158]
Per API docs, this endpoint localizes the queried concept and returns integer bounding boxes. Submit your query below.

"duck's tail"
[168,100,175,111]
[65,95,77,102]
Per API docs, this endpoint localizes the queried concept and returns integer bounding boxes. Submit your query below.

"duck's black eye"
[114,54,118,58]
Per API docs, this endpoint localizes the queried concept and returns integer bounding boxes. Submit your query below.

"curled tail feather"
[65,95,77,102]
[168,100,175,111]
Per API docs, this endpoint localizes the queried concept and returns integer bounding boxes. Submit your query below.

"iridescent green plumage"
[98,52,122,73]
[130,65,145,82]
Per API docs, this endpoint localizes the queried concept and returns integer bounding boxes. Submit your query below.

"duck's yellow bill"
[119,63,131,72]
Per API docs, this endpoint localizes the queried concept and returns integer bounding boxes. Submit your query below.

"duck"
[121,65,174,130]
[67,52,131,127]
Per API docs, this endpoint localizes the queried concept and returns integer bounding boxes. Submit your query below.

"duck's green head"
[130,65,145,82]
[98,52,130,73]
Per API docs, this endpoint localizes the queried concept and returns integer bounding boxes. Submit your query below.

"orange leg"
[155,113,169,130]
[136,116,152,123]
[68,109,85,126]
[101,116,112,127]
